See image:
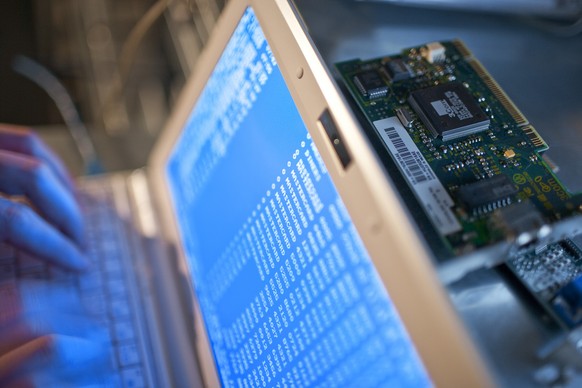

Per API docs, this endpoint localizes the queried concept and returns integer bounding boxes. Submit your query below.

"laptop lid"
[149,0,492,386]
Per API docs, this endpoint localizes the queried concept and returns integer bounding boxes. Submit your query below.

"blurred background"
[0,0,227,174]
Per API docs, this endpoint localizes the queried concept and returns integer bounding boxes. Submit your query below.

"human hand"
[0,124,89,271]
[0,280,114,387]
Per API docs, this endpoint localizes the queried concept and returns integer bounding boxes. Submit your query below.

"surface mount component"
[421,42,446,64]
[408,82,490,141]
[493,201,550,247]
[395,107,415,128]
[353,70,388,100]
[385,59,413,82]
[457,175,517,214]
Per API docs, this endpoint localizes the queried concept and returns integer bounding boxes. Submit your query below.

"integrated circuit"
[457,174,517,214]
[408,82,490,141]
[571,234,582,254]
[353,70,388,100]
[493,201,550,247]
[385,59,413,82]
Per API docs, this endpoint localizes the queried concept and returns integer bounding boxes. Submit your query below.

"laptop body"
[65,0,493,386]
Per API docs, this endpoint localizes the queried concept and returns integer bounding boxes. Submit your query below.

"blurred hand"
[0,125,111,386]
[0,281,114,387]
[0,124,89,271]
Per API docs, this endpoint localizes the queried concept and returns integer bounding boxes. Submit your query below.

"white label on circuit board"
[373,117,462,235]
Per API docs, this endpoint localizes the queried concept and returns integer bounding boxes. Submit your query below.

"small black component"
[492,200,550,247]
[385,59,412,82]
[458,174,517,213]
[408,82,490,141]
[570,234,582,254]
[395,107,415,128]
[564,236,582,258]
[353,70,388,100]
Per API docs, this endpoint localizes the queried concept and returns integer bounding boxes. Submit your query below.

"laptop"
[7,0,494,386]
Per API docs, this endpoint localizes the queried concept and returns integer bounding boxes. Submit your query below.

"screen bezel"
[148,0,492,386]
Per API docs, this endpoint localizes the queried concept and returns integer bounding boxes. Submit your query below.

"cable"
[102,0,174,120]
[12,55,103,175]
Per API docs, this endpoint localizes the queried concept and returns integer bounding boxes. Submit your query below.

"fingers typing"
[0,150,85,246]
[0,125,75,192]
[0,198,89,271]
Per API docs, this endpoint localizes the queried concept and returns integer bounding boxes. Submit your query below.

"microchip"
[493,200,549,246]
[408,82,490,141]
[385,59,412,82]
[562,237,582,263]
[457,174,517,213]
[571,234,582,253]
[353,70,388,100]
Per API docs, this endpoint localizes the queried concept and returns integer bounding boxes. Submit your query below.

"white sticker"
[373,117,462,235]
[431,100,450,116]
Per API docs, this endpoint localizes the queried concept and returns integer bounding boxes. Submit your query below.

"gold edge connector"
[522,125,549,151]
[452,39,473,59]
[468,59,529,127]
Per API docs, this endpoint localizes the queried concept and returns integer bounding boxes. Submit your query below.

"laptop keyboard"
[0,182,149,388]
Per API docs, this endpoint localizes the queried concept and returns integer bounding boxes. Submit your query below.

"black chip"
[385,59,412,82]
[571,234,582,254]
[458,174,517,213]
[353,70,388,100]
[408,82,490,141]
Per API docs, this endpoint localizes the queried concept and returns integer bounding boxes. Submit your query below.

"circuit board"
[335,40,582,257]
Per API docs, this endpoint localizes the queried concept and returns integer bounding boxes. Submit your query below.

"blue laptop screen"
[166,7,430,387]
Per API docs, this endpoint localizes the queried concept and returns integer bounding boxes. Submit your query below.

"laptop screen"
[166,7,430,386]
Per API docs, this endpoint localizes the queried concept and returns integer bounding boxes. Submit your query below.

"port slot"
[318,109,352,169]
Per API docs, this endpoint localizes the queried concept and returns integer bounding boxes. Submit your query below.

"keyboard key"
[122,366,146,388]
[0,263,16,281]
[107,277,128,296]
[83,292,108,317]
[110,298,131,319]
[104,257,124,275]
[117,343,141,367]
[86,247,101,263]
[0,244,14,262]
[48,266,76,283]
[101,329,113,349]
[20,270,47,280]
[113,320,136,342]
[78,272,103,292]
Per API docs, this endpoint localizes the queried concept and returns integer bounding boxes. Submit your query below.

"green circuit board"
[336,40,582,256]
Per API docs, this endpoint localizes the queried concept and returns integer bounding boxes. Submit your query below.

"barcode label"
[384,127,430,185]
[373,117,461,236]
